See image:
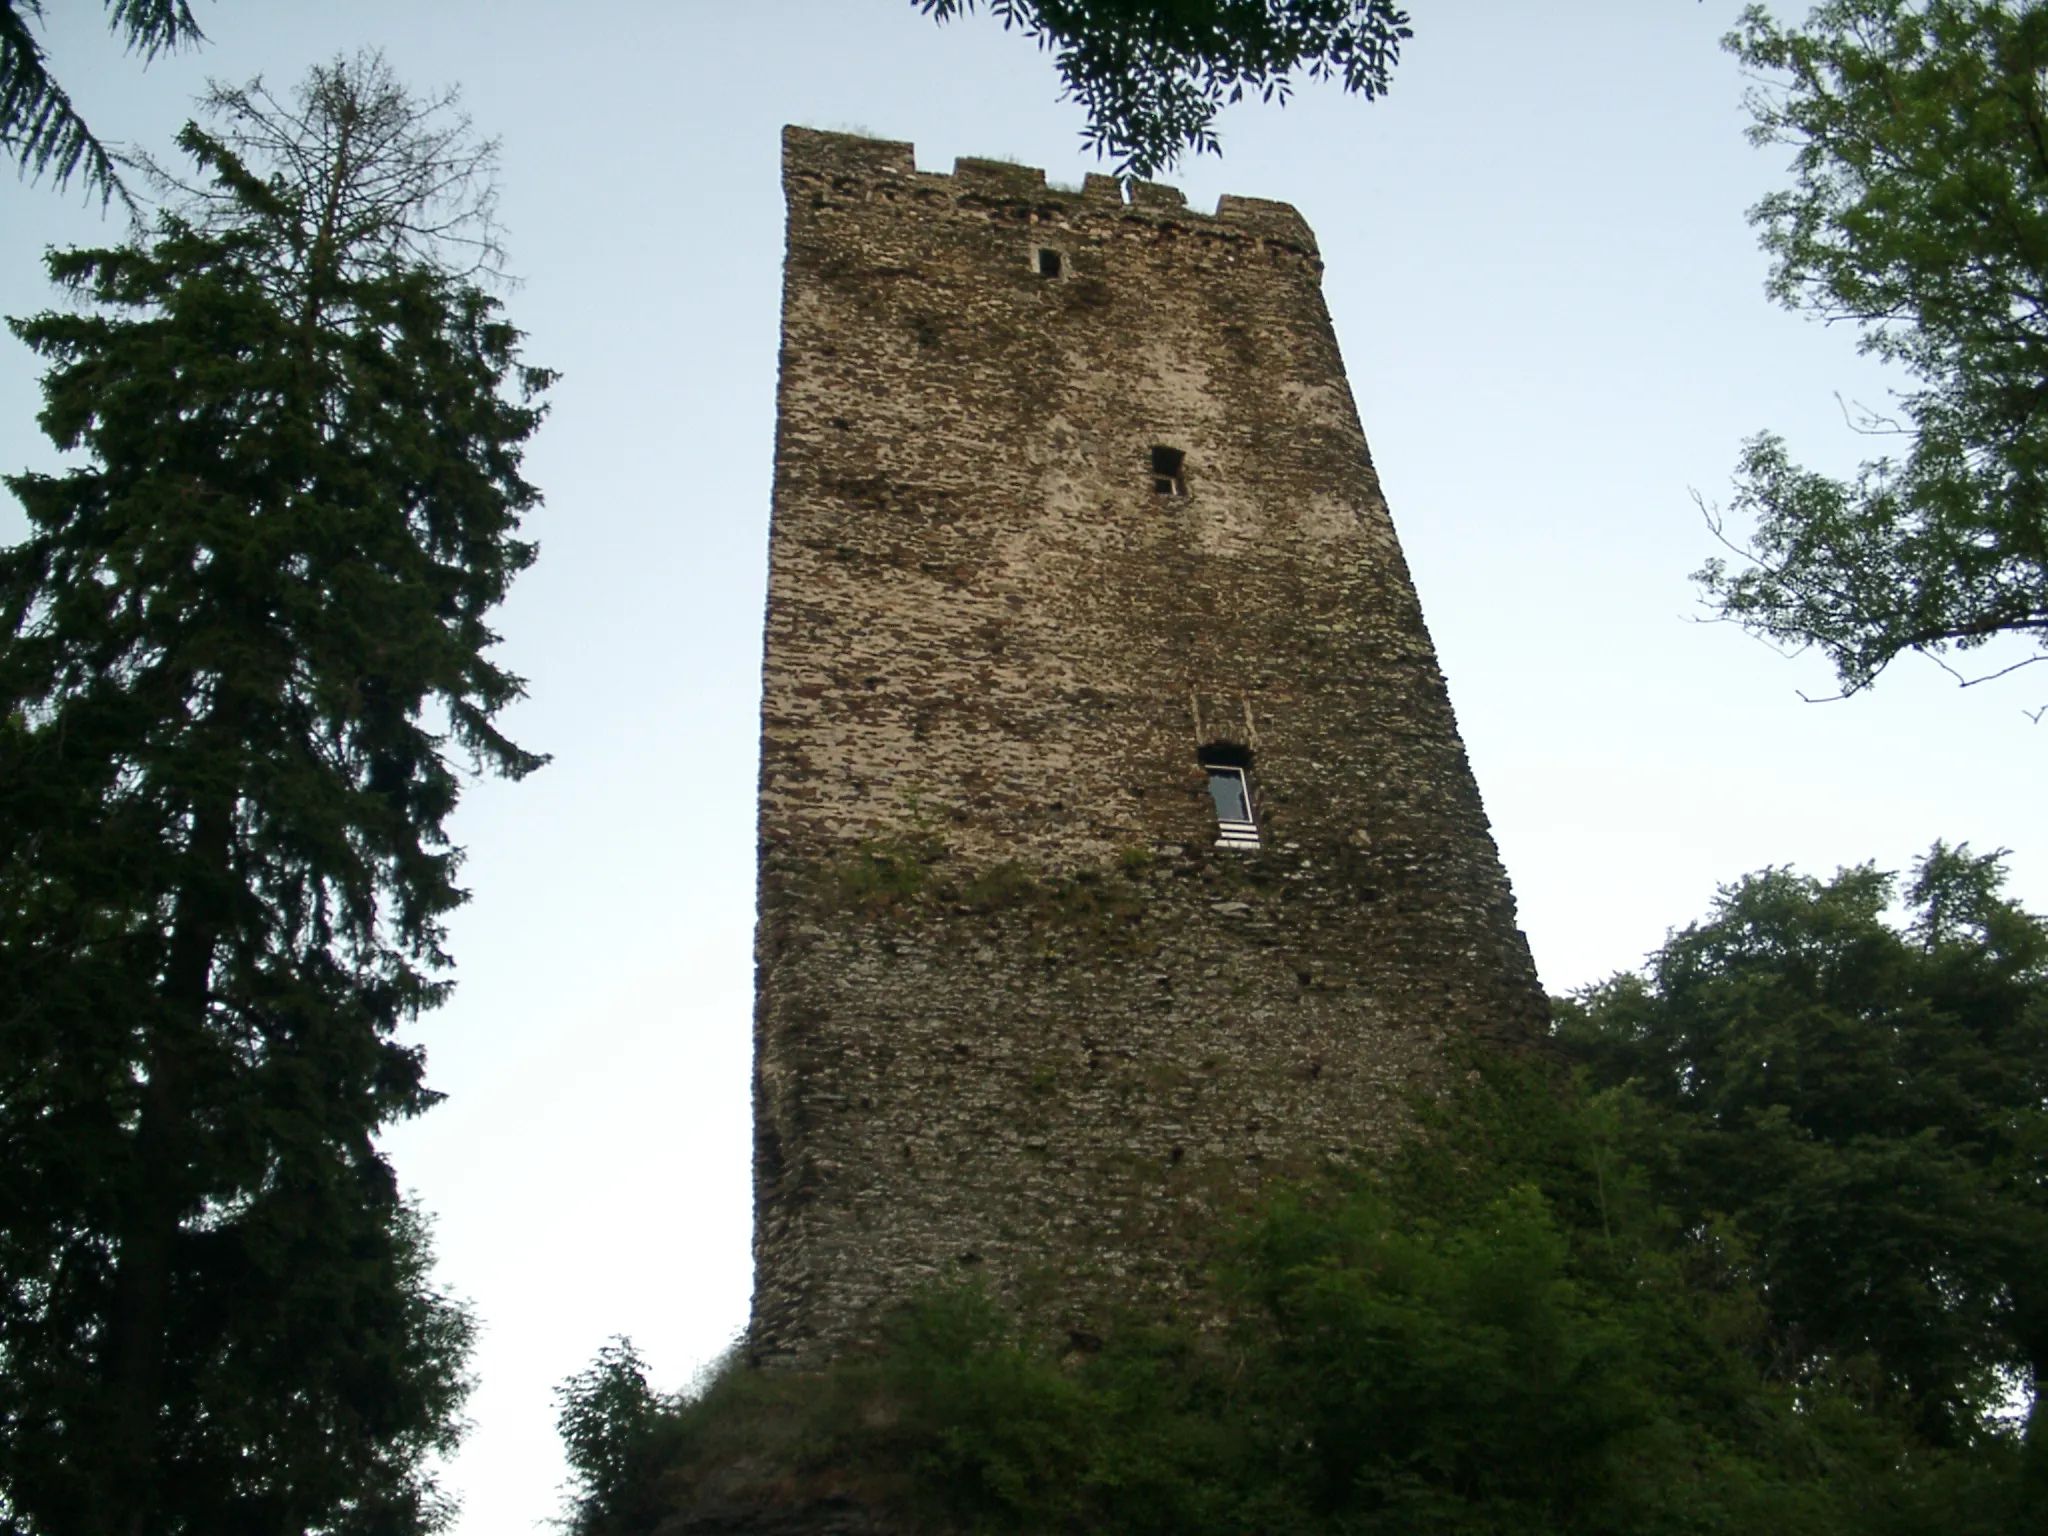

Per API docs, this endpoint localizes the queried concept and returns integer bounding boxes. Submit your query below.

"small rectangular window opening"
[1036,247,1063,278]
[1151,445,1186,496]
[1205,765,1260,850]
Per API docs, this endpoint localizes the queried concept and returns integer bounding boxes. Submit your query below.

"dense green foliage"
[0,61,547,1535]
[560,846,2045,1536]
[1699,1,2048,693]
[1561,843,2048,1459]
[2,1,205,205]
[919,0,1410,175]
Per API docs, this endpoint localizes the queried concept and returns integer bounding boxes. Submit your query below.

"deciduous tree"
[1698,1,2048,696]
[1560,845,2048,1456]
[918,0,1412,175]
[0,55,548,1534]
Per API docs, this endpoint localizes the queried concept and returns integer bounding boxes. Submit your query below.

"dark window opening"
[1151,445,1187,496]
[1036,247,1063,278]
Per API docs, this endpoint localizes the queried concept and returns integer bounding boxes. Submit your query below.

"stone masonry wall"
[752,127,1546,1367]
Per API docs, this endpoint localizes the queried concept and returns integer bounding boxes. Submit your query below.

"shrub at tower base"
[561,844,2045,1536]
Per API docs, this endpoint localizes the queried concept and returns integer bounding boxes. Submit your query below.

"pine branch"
[2,0,205,207]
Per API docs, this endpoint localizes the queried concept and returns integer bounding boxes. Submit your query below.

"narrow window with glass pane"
[1204,763,1260,850]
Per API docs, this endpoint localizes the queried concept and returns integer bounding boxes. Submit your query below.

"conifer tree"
[0,55,550,1534]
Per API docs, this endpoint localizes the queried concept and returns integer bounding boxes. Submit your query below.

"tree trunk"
[102,797,232,1536]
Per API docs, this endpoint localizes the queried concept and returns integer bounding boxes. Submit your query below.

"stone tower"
[753,127,1544,1368]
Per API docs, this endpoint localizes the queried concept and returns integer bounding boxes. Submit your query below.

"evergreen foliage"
[1699,1,2048,693]
[0,59,548,1535]
[1,0,205,207]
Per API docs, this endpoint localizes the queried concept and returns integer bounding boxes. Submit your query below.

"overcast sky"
[5,2,2043,1529]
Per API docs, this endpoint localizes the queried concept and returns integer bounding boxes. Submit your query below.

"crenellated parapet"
[783,126,1321,265]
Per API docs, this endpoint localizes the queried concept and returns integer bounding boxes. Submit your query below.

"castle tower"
[753,127,1545,1367]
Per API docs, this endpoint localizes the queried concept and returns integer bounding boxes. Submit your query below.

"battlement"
[782,125,1320,257]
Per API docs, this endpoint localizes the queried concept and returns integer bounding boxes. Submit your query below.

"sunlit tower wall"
[752,127,1546,1368]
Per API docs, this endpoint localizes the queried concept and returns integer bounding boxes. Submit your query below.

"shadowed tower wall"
[753,127,1545,1367]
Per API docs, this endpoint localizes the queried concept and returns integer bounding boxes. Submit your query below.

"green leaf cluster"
[1699,1,2048,692]
[1561,842,2048,1461]
[917,1,1412,176]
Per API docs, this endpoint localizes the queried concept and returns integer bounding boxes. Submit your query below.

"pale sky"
[5,3,2043,1530]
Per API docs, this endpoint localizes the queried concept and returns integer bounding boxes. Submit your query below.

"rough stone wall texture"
[753,127,1546,1368]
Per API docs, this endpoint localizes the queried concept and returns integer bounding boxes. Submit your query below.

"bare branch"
[136,50,508,293]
